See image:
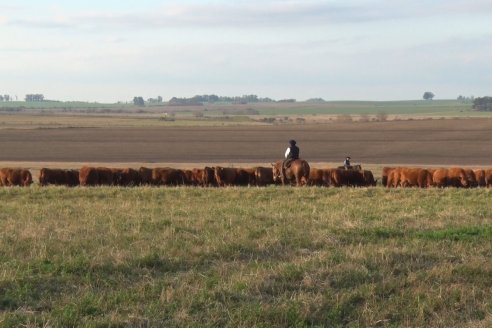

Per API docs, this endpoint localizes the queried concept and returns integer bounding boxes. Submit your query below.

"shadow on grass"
[337,225,492,244]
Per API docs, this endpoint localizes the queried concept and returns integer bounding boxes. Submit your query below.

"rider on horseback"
[282,140,299,180]
[343,156,352,169]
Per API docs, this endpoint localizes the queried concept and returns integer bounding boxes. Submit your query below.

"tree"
[25,94,45,102]
[133,96,145,106]
[423,91,435,100]
[472,96,492,111]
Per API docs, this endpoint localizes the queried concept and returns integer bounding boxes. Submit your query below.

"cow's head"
[271,162,281,182]
[459,171,469,188]
[464,170,477,188]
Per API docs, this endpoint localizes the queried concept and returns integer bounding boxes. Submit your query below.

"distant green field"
[253,100,475,116]
[1,100,489,123]
[1,187,491,327]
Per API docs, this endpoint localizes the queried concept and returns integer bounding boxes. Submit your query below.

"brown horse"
[271,159,310,186]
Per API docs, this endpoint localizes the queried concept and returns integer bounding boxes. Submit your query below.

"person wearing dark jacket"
[282,140,299,180]
[285,140,299,160]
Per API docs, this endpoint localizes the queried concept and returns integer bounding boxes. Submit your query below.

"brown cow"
[235,168,255,186]
[447,168,469,188]
[486,169,492,187]
[79,166,98,186]
[329,169,347,187]
[139,167,153,185]
[432,168,447,188]
[464,169,478,188]
[66,170,80,186]
[79,166,114,186]
[203,167,216,187]
[152,168,187,186]
[306,168,333,186]
[214,166,237,187]
[386,167,432,188]
[308,168,325,186]
[474,169,486,187]
[433,168,468,188]
[191,168,205,186]
[191,167,216,186]
[418,169,433,188]
[330,169,365,187]
[97,167,114,186]
[254,166,274,186]
[402,168,419,188]
[381,167,394,187]
[39,168,79,186]
[399,168,428,188]
[112,168,140,186]
[362,170,377,186]
[0,168,32,187]
[386,167,402,187]
[183,170,194,186]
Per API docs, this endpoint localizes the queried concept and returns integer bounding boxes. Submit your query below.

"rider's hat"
[289,139,297,145]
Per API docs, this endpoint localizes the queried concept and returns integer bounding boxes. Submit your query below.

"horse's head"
[271,162,281,182]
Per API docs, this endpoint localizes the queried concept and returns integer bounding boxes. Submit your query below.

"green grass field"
[0,99,482,117]
[252,100,475,116]
[1,187,491,327]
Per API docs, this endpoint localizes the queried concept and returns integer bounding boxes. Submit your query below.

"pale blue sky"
[1,0,491,102]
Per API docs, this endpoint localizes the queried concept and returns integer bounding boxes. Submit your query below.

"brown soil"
[0,118,490,165]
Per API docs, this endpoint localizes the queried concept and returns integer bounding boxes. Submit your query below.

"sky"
[1,0,492,102]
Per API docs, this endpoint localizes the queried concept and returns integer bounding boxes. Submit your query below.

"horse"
[271,159,310,186]
[336,164,362,171]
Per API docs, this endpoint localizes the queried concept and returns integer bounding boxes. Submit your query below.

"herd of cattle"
[0,166,491,188]
[382,167,492,188]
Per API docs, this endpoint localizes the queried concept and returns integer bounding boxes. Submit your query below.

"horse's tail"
[303,161,310,178]
[300,160,310,186]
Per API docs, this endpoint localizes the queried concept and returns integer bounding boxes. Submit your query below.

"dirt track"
[0,118,491,165]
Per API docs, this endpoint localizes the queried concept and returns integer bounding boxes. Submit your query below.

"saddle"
[281,158,296,181]
[283,158,295,169]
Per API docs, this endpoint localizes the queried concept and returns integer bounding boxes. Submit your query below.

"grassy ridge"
[0,99,476,116]
[0,187,491,327]
[254,100,473,116]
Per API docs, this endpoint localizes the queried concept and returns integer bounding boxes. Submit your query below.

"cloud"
[8,0,492,31]
[8,18,74,29]
[437,0,492,14]
[9,2,374,30]
[0,4,21,11]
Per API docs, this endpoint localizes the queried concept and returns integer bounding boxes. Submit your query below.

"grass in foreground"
[0,187,491,327]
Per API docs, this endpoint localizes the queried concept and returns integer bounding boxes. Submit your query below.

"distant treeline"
[25,94,45,102]
[0,95,12,102]
[0,94,46,102]
[473,96,492,111]
[168,94,280,106]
